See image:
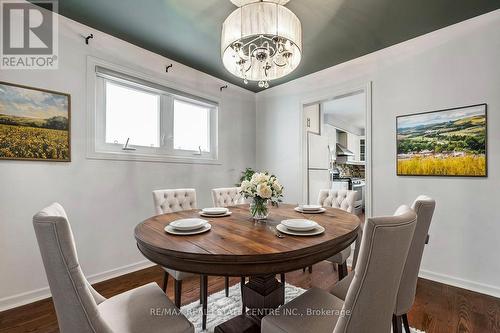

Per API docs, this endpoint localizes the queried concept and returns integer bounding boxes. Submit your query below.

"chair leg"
[392,314,403,333]
[308,265,312,273]
[338,262,348,280]
[225,276,229,297]
[302,267,306,272]
[199,276,204,305]
[241,276,246,314]
[174,279,182,309]
[402,313,411,333]
[162,271,168,293]
[280,273,286,305]
[202,275,208,331]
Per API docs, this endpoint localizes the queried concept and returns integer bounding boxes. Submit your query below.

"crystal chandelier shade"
[221,1,302,88]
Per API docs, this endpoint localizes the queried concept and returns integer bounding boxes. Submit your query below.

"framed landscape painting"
[0,82,70,161]
[397,104,487,177]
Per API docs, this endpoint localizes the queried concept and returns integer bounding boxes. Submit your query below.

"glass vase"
[250,197,269,220]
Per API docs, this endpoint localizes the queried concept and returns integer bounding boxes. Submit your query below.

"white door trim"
[299,81,373,217]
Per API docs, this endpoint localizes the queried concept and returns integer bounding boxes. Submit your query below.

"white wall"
[0,14,256,309]
[256,10,500,297]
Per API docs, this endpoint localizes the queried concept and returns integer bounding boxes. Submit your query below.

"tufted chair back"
[153,189,197,215]
[318,189,357,213]
[211,187,245,207]
[33,203,112,333]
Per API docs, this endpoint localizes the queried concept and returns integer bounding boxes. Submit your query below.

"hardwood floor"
[1,262,499,333]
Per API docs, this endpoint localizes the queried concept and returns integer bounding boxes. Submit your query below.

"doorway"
[301,82,372,218]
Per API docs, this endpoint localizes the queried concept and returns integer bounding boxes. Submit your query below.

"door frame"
[300,81,373,217]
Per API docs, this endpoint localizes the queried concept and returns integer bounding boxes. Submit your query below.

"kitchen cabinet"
[304,104,320,134]
[359,137,366,162]
[347,133,360,162]
[337,130,365,164]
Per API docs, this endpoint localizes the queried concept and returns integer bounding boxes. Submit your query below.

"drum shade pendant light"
[221,0,302,88]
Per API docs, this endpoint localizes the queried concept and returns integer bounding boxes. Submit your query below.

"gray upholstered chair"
[262,205,417,333]
[394,196,435,332]
[330,195,436,333]
[33,203,194,333]
[211,187,245,207]
[306,189,357,279]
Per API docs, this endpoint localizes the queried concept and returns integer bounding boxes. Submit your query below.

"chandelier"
[221,0,302,88]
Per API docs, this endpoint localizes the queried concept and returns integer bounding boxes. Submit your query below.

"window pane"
[105,81,160,147]
[173,99,210,152]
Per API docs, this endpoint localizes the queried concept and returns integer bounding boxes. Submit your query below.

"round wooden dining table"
[135,203,360,333]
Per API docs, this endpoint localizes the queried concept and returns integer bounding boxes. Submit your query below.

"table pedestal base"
[214,274,284,333]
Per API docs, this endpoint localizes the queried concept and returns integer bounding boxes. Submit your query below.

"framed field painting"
[397,104,487,177]
[0,81,71,161]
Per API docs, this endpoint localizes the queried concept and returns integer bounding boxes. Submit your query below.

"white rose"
[256,183,272,199]
[272,180,282,193]
[251,172,267,184]
[240,180,251,192]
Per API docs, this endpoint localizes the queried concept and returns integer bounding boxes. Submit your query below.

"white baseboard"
[346,255,500,299]
[419,269,500,299]
[0,260,155,312]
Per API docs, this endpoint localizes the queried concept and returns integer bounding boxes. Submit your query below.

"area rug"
[181,283,425,333]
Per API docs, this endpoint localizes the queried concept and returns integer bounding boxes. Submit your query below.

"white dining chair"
[33,203,194,333]
[211,186,247,308]
[152,188,229,330]
[211,187,245,207]
[303,189,357,279]
[152,188,198,308]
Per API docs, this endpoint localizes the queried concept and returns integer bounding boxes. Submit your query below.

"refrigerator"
[307,133,332,204]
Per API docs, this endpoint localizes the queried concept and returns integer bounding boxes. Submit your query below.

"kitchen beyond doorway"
[301,83,372,218]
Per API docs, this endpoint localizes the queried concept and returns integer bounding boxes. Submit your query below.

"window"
[173,99,210,152]
[88,62,218,163]
[105,81,160,147]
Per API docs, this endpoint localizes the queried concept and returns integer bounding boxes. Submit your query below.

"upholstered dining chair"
[33,203,194,333]
[330,195,436,333]
[211,187,245,207]
[153,188,229,330]
[211,186,246,297]
[152,188,199,308]
[261,205,417,333]
[308,189,357,280]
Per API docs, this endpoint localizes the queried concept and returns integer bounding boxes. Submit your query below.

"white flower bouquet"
[239,170,283,219]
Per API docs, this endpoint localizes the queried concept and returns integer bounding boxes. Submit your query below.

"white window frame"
[86,57,220,164]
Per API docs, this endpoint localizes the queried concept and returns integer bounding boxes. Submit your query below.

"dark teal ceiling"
[51,0,500,92]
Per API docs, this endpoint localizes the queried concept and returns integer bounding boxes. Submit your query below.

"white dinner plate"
[165,223,212,235]
[199,211,232,218]
[201,207,229,215]
[168,218,207,231]
[299,204,323,211]
[294,207,326,214]
[281,219,318,231]
[276,223,325,236]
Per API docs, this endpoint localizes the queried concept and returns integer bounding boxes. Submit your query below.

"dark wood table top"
[135,204,360,276]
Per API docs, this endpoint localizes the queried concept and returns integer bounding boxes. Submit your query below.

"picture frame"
[0,81,71,162]
[396,104,487,177]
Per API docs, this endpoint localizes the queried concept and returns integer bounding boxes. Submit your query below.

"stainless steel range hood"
[336,143,354,156]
